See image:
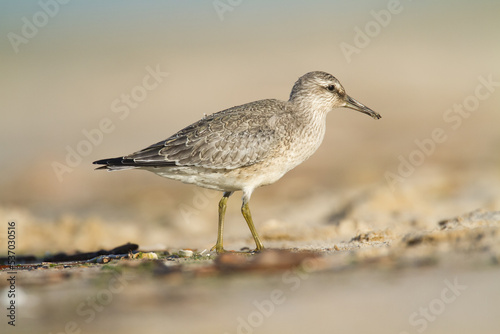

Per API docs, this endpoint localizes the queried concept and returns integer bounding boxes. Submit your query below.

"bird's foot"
[254,242,265,253]
[210,244,226,254]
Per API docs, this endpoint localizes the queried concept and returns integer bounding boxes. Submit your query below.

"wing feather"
[124,100,284,169]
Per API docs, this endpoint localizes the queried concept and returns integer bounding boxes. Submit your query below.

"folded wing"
[95,102,280,170]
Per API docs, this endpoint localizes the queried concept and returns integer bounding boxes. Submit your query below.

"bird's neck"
[290,95,331,118]
[290,98,330,129]
[284,100,328,161]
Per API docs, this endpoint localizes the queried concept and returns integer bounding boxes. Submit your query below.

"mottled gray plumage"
[94,71,381,252]
[128,99,282,169]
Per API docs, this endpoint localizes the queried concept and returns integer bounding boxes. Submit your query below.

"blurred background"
[2,2,500,334]
[1,0,499,254]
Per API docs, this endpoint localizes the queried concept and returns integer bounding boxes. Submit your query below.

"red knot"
[94,71,381,253]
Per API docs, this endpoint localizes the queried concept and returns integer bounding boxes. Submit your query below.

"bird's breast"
[276,112,327,168]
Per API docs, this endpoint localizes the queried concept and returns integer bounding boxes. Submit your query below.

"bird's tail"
[93,157,138,171]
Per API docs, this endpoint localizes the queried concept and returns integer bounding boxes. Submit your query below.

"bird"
[93,71,381,253]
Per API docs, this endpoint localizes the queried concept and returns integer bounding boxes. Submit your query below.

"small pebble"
[142,252,158,260]
[179,249,193,257]
[132,252,159,259]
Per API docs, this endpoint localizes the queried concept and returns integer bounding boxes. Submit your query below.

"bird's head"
[289,71,381,120]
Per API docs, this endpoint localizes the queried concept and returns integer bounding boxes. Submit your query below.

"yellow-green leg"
[241,200,264,252]
[211,191,232,254]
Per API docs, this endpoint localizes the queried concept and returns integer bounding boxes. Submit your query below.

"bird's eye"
[327,85,335,91]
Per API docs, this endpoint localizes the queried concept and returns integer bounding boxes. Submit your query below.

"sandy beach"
[1,1,500,333]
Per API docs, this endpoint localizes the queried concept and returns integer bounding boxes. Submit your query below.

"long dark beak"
[344,95,381,120]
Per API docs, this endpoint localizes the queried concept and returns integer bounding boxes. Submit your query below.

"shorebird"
[94,71,381,253]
